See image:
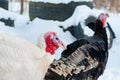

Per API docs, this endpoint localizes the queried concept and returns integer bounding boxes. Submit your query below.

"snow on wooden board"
[29,0,92,4]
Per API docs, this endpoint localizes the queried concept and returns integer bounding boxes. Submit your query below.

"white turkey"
[0,32,65,80]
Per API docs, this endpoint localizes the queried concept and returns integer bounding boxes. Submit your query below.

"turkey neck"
[94,20,108,48]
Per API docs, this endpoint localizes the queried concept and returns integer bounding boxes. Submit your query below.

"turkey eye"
[53,36,60,43]
[55,37,59,40]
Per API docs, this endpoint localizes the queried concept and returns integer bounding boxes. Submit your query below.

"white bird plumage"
[0,32,65,80]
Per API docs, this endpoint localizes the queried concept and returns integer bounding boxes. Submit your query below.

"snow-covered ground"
[0,4,120,80]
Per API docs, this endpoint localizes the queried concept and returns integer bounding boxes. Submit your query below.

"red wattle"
[102,18,107,28]
[45,34,59,55]
[46,47,54,55]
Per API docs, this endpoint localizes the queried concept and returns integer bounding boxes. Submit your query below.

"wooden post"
[20,0,24,14]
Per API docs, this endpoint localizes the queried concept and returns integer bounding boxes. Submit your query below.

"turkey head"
[44,32,66,55]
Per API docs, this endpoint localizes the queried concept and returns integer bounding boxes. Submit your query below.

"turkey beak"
[59,42,66,50]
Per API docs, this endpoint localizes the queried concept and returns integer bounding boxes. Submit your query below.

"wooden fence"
[29,1,93,21]
[0,0,8,10]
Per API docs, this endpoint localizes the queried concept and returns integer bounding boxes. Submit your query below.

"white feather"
[0,34,55,80]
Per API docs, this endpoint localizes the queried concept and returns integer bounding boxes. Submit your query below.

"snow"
[0,4,120,80]
[0,8,17,19]
[29,0,92,4]
[56,5,94,27]
[56,5,96,36]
